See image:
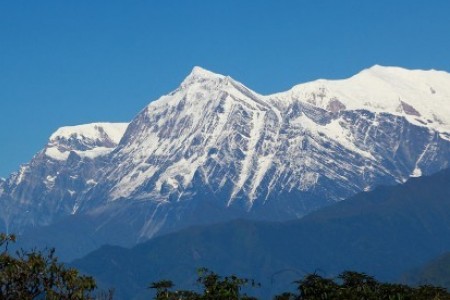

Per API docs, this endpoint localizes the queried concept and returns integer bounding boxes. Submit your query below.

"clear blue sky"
[1,0,450,177]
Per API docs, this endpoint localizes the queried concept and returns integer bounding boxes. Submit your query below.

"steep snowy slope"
[2,66,450,254]
[99,67,282,204]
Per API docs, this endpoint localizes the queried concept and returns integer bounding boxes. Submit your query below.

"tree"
[296,273,339,300]
[149,268,258,300]
[0,233,104,299]
[196,268,258,300]
[275,270,450,300]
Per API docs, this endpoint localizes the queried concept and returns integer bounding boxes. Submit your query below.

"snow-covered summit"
[50,122,128,144]
[144,66,263,113]
[271,65,450,134]
[46,122,129,161]
[179,66,226,88]
[189,66,224,79]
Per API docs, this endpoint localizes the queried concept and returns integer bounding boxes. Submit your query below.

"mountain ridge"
[2,65,450,259]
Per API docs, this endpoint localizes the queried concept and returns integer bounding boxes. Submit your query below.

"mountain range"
[2,65,450,260]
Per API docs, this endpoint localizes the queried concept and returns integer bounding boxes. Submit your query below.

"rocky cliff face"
[2,66,450,257]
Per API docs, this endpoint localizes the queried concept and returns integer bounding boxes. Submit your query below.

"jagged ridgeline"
[2,66,450,260]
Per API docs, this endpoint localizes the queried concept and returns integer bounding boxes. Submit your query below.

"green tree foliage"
[150,268,450,300]
[280,271,450,300]
[0,233,104,299]
[150,268,258,300]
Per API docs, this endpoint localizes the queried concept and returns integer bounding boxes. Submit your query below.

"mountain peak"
[45,122,129,161]
[182,66,225,84]
[49,122,128,144]
[191,66,219,76]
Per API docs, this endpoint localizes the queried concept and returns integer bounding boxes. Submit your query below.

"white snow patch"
[44,175,57,189]
[46,175,56,183]
[299,172,319,190]
[74,147,115,159]
[45,147,70,161]
[110,164,158,200]
[14,166,29,185]
[155,158,199,192]
[411,135,434,178]
[71,203,80,214]
[165,177,179,189]
[291,114,375,160]
[440,132,450,141]
[249,154,273,201]
[138,203,169,239]
[86,179,97,185]
[50,122,128,144]
[411,168,422,177]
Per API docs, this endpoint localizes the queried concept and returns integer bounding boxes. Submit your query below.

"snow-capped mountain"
[0,123,128,232]
[2,65,450,256]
